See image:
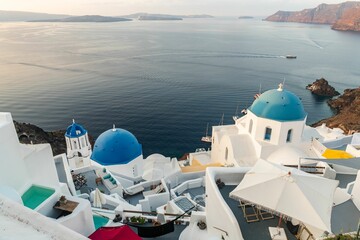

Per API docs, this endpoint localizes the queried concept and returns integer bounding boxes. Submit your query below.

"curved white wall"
[205,167,249,240]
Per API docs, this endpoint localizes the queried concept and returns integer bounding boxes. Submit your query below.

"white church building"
[209,84,350,169]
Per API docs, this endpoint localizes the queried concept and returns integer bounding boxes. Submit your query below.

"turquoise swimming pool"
[21,185,55,210]
[93,215,109,230]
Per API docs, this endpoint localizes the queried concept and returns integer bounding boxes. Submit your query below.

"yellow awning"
[181,159,222,173]
[322,149,353,159]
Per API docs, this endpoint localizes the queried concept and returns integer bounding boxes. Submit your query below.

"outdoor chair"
[73,174,87,190]
[95,177,103,185]
[238,201,260,223]
[216,179,225,189]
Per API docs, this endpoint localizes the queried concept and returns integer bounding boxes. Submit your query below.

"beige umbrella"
[93,188,106,208]
[230,160,339,232]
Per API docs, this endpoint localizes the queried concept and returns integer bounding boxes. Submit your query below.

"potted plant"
[197,220,207,230]
[130,216,146,224]
[59,195,67,204]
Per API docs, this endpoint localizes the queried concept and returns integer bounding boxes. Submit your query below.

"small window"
[81,138,85,148]
[249,119,253,134]
[225,147,228,161]
[287,129,293,142]
[264,127,272,141]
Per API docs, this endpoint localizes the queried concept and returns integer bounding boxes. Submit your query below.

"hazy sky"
[1,0,352,16]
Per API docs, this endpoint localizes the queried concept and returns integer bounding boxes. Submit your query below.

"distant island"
[29,15,131,22]
[0,10,70,21]
[0,10,214,22]
[238,16,254,19]
[120,13,214,19]
[265,1,360,32]
[138,15,182,21]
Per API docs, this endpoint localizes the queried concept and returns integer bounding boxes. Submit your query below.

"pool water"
[21,185,55,210]
[93,215,109,230]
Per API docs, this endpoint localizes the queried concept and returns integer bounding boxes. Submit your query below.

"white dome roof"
[267,146,309,165]
[146,153,166,161]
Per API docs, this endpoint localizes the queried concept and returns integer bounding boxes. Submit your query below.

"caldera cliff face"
[265,1,360,32]
[312,87,360,133]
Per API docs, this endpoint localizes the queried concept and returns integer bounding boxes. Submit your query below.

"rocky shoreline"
[306,78,340,97]
[310,85,360,134]
[14,121,67,156]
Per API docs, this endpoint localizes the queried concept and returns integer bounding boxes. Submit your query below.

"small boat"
[233,105,240,122]
[201,123,212,143]
[286,55,297,59]
[219,113,224,126]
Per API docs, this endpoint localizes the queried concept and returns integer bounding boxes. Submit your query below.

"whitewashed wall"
[0,113,30,191]
[24,144,60,189]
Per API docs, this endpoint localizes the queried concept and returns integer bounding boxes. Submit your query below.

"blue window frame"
[264,127,272,140]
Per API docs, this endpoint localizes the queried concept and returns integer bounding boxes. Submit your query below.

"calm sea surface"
[0,18,359,157]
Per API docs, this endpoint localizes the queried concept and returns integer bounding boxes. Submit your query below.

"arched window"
[287,129,293,142]
[66,138,71,150]
[249,119,253,134]
[225,147,228,161]
[264,127,272,141]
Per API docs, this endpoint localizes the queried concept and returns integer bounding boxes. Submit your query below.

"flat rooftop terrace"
[220,185,297,240]
[336,173,357,188]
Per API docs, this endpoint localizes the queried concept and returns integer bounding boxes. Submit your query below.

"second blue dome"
[91,128,142,165]
[248,88,307,121]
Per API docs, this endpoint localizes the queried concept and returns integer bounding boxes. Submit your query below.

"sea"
[0,18,359,157]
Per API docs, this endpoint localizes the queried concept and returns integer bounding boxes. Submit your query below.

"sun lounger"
[257,208,274,220]
[123,185,145,196]
[95,169,118,190]
[239,201,259,223]
[143,184,164,197]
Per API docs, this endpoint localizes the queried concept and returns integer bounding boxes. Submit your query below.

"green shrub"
[324,234,355,240]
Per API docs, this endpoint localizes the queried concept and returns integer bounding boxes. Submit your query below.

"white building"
[65,120,92,169]
[90,126,145,181]
[89,126,180,185]
[0,113,94,237]
[211,84,309,166]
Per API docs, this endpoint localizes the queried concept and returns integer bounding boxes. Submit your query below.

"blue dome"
[91,128,142,165]
[65,122,87,138]
[248,88,307,121]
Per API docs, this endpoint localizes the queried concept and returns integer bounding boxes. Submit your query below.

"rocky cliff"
[14,121,67,156]
[306,78,340,97]
[14,121,94,156]
[332,7,360,31]
[312,87,360,133]
[265,1,360,32]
